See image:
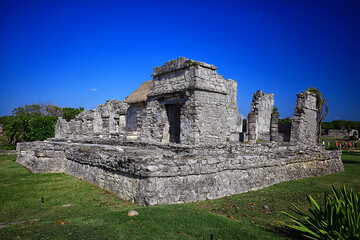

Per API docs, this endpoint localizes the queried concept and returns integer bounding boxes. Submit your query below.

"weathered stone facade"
[139,57,242,145]
[16,57,345,205]
[55,100,128,140]
[327,129,359,139]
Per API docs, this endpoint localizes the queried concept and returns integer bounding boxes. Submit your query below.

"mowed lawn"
[0,152,359,240]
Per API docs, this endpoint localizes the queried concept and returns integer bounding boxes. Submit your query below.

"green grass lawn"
[1,152,359,240]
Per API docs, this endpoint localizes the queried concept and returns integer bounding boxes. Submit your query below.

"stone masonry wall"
[327,129,349,139]
[140,57,242,145]
[17,140,344,205]
[55,100,128,140]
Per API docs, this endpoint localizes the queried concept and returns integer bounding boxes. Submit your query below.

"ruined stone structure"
[55,100,129,140]
[327,129,359,139]
[17,140,343,205]
[290,91,318,143]
[16,57,344,205]
[140,57,242,144]
[248,90,274,142]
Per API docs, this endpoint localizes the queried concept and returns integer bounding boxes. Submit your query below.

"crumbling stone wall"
[327,129,349,139]
[327,129,359,139]
[291,91,318,143]
[17,140,344,205]
[55,100,128,140]
[139,57,242,145]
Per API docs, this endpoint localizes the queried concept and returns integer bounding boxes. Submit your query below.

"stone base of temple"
[16,139,344,205]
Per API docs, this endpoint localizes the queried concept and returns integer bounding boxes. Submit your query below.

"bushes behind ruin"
[322,120,360,135]
[0,104,84,146]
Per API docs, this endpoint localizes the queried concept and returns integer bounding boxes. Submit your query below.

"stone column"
[54,117,68,139]
[270,112,279,142]
[290,91,318,144]
[250,90,274,141]
[247,112,257,143]
[75,120,82,139]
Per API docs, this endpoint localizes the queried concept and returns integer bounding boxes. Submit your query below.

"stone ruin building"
[16,57,344,205]
[54,58,242,145]
[327,129,359,139]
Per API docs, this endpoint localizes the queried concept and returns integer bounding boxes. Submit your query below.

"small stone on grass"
[127,210,138,216]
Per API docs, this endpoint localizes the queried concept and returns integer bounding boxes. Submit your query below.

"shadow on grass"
[266,225,306,240]
[342,160,360,165]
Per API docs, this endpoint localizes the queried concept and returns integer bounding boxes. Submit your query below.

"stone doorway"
[166,104,181,143]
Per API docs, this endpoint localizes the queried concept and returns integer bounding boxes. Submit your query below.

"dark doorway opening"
[166,104,181,143]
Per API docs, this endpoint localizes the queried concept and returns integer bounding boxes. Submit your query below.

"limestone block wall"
[149,57,227,96]
[140,57,242,145]
[327,129,349,139]
[138,98,168,143]
[17,140,344,206]
[125,103,146,133]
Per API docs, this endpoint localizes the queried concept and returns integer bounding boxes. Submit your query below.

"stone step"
[126,131,138,137]
[126,135,138,141]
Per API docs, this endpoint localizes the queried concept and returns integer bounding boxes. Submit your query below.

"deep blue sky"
[1,0,359,121]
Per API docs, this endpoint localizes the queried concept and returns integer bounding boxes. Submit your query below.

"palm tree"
[306,87,329,143]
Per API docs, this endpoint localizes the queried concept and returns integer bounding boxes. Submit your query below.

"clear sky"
[1,0,359,121]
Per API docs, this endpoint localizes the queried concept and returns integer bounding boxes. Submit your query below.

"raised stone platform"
[16,139,344,205]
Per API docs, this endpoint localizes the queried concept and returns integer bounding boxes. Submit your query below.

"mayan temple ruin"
[16,57,344,205]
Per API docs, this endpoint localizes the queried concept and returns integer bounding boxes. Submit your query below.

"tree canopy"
[1,104,84,145]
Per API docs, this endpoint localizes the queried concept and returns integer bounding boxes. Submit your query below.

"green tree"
[279,117,292,125]
[306,87,329,143]
[3,116,30,144]
[26,116,58,141]
[2,104,84,145]
[12,103,63,117]
[62,107,84,122]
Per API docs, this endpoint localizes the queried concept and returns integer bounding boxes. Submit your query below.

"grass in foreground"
[0,152,359,239]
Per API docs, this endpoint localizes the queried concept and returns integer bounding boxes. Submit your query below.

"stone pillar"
[290,91,318,144]
[270,112,279,142]
[102,117,110,136]
[249,90,274,141]
[247,112,257,143]
[75,120,82,138]
[67,120,76,139]
[81,120,88,138]
[54,117,68,138]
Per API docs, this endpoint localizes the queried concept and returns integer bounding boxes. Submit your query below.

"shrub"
[279,117,292,125]
[280,185,360,240]
[1,104,84,145]
[26,116,58,141]
[62,107,84,122]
